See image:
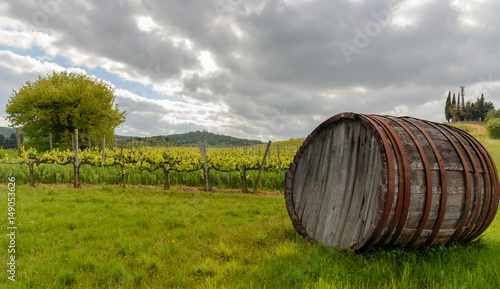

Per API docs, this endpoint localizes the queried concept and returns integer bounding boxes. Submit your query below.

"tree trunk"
[241,168,247,194]
[163,167,170,190]
[74,129,80,188]
[29,163,35,187]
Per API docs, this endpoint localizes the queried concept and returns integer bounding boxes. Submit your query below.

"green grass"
[0,185,499,288]
[448,121,500,171]
[446,123,472,132]
[0,185,291,288]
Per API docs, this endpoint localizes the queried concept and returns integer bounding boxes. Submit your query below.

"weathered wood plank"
[342,126,383,249]
[310,122,336,241]
[358,136,383,243]
[322,121,354,247]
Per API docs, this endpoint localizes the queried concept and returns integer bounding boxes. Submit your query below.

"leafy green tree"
[487,118,500,139]
[6,71,126,150]
[484,99,495,119]
[451,93,460,121]
[474,94,494,121]
[449,91,494,122]
[487,109,500,121]
[461,101,476,121]
[444,92,452,122]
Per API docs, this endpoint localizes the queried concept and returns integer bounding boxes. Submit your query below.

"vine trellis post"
[74,129,80,188]
[253,141,272,193]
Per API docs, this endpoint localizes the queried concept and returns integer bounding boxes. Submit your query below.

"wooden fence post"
[253,141,272,193]
[278,145,281,171]
[74,129,80,188]
[120,143,125,187]
[163,167,170,190]
[16,128,21,157]
[202,139,209,191]
[28,163,35,187]
[241,168,247,194]
[49,132,53,151]
[101,135,106,165]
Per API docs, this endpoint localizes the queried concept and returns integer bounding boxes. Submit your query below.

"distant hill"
[117,130,264,147]
[0,127,264,147]
[0,127,19,149]
[167,130,263,146]
[0,127,16,138]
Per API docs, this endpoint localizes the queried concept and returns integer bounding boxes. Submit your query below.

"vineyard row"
[1,134,298,193]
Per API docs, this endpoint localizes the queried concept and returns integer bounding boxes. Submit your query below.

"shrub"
[487,118,500,139]
[486,109,500,121]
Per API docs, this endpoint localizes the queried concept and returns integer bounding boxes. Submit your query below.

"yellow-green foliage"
[5,71,125,150]
[487,118,500,139]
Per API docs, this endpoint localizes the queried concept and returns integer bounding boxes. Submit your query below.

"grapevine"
[0,142,300,190]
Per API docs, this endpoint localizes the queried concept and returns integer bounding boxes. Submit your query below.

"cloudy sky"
[1,0,500,141]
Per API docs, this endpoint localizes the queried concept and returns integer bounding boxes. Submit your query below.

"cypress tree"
[445,91,452,122]
[451,94,458,121]
[457,92,462,121]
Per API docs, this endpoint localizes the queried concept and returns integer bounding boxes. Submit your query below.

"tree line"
[0,133,23,149]
[116,131,264,148]
[444,92,494,122]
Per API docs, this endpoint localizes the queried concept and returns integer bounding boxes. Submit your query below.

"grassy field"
[0,122,499,288]
[0,185,499,289]
[447,121,500,172]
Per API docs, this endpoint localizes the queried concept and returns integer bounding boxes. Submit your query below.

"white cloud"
[199,50,219,75]
[114,88,231,136]
[0,116,10,126]
[0,15,58,51]
[136,16,159,32]
[230,23,244,39]
[0,50,84,75]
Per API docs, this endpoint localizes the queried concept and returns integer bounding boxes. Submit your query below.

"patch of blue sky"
[0,44,58,61]
[1,44,185,102]
[86,66,187,103]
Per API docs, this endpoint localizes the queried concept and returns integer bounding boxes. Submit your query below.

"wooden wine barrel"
[285,112,499,251]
